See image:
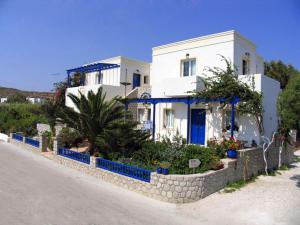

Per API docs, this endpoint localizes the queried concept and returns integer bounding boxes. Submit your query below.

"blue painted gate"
[190,109,206,145]
[132,73,141,89]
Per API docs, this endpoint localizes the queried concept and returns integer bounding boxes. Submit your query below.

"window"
[242,59,249,75]
[164,109,174,128]
[144,76,149,84]
[147,108,151,121]
[224,111,239,132]
[137,108,145,123]
[182,59,196,76]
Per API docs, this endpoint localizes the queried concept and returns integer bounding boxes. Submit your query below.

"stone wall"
[10,136,294,204]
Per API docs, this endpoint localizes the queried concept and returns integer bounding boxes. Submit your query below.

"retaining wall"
[10,135,294,203]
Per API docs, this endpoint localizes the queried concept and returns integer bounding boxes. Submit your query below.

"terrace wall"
[10,135,294,204]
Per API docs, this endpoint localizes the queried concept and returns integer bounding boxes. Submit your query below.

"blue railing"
[97,158,151,182]
[25,137,40,148]
[58,147,90,164]
[12,133,23,142]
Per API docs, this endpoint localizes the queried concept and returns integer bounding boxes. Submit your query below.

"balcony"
[162,75,205,97]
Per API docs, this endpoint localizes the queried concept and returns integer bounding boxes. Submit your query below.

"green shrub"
[0,103,47,136]
[132,141,166,168]
[58,127,83,148]
[170,145,214,174]
[207,139,226,158]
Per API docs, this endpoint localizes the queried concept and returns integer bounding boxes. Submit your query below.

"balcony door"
[132,73,141,89]
[190,109,206,145]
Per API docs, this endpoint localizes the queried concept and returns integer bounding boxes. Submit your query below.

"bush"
[170,145,214,174]
[58,127,83,148]
[207,139,226,158]
[132,141,166,169]
[0,103,47,136]
[132,139,220,174]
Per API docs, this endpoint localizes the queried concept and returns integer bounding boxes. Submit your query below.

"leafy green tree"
[277,74,300,141]
[194,56,264,133]
[0,104,47,136]
[264,60,299,89]
[59,87,129,155]
[7,93,28,103]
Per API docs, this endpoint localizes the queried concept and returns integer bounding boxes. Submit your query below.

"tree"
[0,103,47,136]
[264,60,299,89]
[277,74,300,142]
[58,87,127,155]
[96,120,150,158]
[194,56,264,134]
[7,93,28,103]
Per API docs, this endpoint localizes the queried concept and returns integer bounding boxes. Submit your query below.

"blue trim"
[97,158,151,182]
[67,62,120,87]
[58,147,90,164]
[25,137,40,148]
[190,109,206,145]
[67,62,120,74]
[12,133,23,142]
[187,103,191,143]
[152,103,156,140]
[126,96,240,141]
[127,97,227,104]
[230,103,235,137]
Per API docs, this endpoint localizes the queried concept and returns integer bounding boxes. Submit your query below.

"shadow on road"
[290,174,300,188]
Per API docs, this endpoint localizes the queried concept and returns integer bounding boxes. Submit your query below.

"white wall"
[65,56,151,108]
[261,75,281,139]
[151,31,235,98]
[65,84,124,109]
[150,30,278,145]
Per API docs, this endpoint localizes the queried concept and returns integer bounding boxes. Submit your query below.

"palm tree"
[59,87,124,155]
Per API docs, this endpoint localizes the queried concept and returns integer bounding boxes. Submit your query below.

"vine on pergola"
[193,56,264,134]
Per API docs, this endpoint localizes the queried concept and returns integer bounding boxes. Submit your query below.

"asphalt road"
[1,142,300,225]
[0,142,197,225]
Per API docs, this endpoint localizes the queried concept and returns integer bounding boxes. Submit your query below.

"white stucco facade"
[150,30,280,145]
[64,30,280,146]
[65,56,151,110]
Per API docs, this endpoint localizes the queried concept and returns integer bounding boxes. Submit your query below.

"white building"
[0,98,7,103]
[65,30,280,146]
[147,30,280,145]
[65,56,151,122]
[26,97,45,104]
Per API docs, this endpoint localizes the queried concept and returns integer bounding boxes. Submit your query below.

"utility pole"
[120,68,131,121]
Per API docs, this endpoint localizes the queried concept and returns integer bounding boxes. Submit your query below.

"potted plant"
[156,167,163,174]
[159,161,170,175]
[225,137,241,159]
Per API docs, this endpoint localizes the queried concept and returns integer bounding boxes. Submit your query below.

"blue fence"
[25,137,40,148]
[12,133,23,142]
[58,147,90,164]
[97,158,151,182]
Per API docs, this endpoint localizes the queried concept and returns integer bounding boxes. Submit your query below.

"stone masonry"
[9,134,295,204]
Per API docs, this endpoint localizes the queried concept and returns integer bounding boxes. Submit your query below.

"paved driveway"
[0,142,300,225]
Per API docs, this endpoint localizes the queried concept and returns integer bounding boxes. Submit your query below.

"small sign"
[189,159,201,168]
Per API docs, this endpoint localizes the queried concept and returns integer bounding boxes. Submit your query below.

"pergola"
[66,62,120,87]
[127,96,240,143]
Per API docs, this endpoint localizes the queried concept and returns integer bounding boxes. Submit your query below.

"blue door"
[132,73,141,89]
[190,109,206,145]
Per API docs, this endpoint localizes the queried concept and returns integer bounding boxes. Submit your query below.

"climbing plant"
[193,56,264,134]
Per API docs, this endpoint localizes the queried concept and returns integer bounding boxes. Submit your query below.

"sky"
[0,0,299,92]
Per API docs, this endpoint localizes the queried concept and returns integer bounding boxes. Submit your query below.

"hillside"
[0,87,54,99]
